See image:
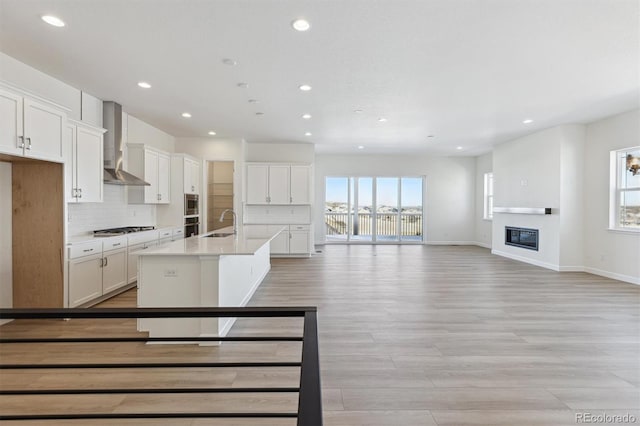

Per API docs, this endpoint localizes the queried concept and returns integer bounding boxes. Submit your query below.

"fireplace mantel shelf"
[493,207,552,215]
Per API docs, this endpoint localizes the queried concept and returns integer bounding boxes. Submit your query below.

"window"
[483,172,494,220]
[325,176,424,243]
[611,147,640,230]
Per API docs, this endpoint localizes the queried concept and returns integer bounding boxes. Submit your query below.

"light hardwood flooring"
[1,245,639,425]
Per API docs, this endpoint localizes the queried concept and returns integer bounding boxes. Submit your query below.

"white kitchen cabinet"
[65,120,105,203]
[246,163,310,205]
[184,157,200,194]
[289,224,311,254]
[68,241,104,308]
[127,144,171,204]
[268,165,290,204]
[246,164,269,204]
[0,85,67,162]
[290,166,311,204]
[68,237,129,307]
[101,247,128,294]
[243,224,310,256]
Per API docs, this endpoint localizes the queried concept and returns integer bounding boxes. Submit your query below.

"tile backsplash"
[67,185,155,236]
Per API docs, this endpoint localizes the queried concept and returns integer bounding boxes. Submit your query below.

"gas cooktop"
[93,226,155,237]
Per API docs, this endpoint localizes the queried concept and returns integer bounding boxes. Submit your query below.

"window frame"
[609,147,640,232]
[483,172,494,220]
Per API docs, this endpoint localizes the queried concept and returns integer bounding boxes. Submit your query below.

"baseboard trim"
[473,241,492,249]
[584,267,640,286]
[491,249,560,271]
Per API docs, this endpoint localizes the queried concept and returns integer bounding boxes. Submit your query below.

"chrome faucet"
[219,209,237,234]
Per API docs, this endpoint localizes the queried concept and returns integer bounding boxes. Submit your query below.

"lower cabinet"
[68,251,103,307]
[101,247,128,294]
[289,225,310,254]
[244,224,311,256]
[68,237,129,307]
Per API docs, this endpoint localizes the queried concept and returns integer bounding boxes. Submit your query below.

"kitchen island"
[136,226,283,339]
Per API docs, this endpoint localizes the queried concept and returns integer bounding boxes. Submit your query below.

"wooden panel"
[12,161,64,307]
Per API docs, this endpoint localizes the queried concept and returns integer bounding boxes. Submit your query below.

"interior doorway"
[206,161,234,232]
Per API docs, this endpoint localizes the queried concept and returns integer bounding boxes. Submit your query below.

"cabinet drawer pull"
[113,243,121,247]
[83,248,94,253]
[18,136,24,149]
[104,257,108,267]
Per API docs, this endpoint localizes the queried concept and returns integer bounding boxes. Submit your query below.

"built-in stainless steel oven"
[185,216,199,237]
[185,194,199,216]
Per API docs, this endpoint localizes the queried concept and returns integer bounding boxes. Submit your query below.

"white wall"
[559,125,586,269]
[128,114,175,153]
[474,153,493,248]
[0,162,12,315]
[314,154,476,244]
[246,143,314,163]
[584,110,640,283]
[1,52,81,120]
[492,126,562,269]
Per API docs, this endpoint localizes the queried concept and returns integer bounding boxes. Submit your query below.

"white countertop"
[137,226,285,257]
[66,226,179,245]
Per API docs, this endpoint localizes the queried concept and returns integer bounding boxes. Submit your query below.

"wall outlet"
[164,268,177,277]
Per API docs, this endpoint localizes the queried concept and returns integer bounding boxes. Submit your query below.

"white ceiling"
[0,0,638,155]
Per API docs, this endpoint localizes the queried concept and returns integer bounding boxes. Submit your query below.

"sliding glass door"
[325,176,424,243]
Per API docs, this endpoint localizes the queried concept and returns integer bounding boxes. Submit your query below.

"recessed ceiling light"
[378,118,387,122]
[523,119,533,124]
[353,109,364,114]
[222,58,237,66]
[302,114,312,119]
[137,82,151,89]
[291,19,311,31]
[358,145,365,150]
[299,84,312,91]
[456,146,463,150]
[41,15,65,27]
[181,112,192,118]
[305,132,312,136]
[208,131,216,136]
[248,99,259,103]
[237,82,249,88]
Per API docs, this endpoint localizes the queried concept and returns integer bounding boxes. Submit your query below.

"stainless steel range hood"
[103,101,150,186]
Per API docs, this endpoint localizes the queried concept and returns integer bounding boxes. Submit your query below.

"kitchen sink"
[204,232,235,238]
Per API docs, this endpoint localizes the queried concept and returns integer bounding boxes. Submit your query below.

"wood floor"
[1,245,639,425]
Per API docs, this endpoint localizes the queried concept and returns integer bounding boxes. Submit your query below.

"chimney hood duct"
[102,101,150,186]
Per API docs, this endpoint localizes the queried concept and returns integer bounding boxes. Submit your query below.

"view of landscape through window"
[617,148,640,229]
[325,177,424,242]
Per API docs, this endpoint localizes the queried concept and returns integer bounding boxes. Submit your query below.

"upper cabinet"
[64,120,105,203]
[0,85,67,163]
[183,157,200,195]
[127,144,171,204]
[246,163,311,205]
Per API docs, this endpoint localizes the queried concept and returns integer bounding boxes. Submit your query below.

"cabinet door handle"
[72,188,77,198]
[99,258,104,267]
[78,188,82,199]
[25,137,32,150]
[82,248,94,253]
[290,196,293,203]
[104,257,108,267]
[113,243,121,247]
[17,136,24,149]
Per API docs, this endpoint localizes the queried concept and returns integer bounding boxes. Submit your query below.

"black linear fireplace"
[505,227,539,251]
